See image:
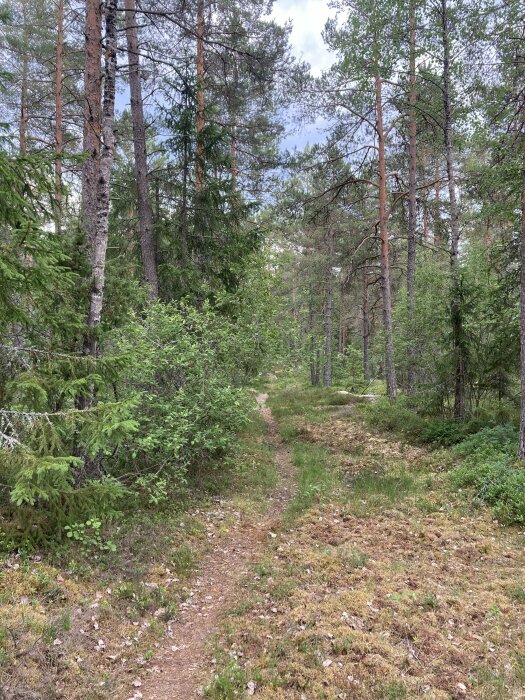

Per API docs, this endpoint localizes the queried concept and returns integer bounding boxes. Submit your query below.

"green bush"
[117,302,252,479]
[419,419,473,447]
[363,398,426,441]
[450,425,525,524]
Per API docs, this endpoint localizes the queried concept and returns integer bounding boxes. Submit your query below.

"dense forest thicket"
[1,0,525,545]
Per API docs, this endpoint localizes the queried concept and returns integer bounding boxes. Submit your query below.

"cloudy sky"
[271,0,336,150]
[271,0,335,77]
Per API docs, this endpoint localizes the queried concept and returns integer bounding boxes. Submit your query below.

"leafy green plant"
[450,425,525,524]
[64,518,116,556]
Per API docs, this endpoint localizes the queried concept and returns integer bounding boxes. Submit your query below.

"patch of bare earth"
[139,393,295,700]
[210,408,525,699]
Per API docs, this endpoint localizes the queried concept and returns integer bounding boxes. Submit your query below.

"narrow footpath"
[141,393,294,699]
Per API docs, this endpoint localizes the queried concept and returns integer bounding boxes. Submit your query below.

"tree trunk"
[338,281,347,354]
[54,0,64,232]
[195,0,205,192]
[423,196,429,242]
[84,0,118,358]
[434,163,442,252]
[124,0,159,298]
[323,227,334,387]
[518,117,525,458]
[81,0,103,253]
[376,75,397,400]
[441,0,464,419]
[19,0,29,154]
[362,271,371,382]
[406,0,417,393]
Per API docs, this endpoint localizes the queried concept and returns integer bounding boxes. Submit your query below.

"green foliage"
[450,426,525,524]
[64,518,116,556]
[363,397,508,447]
[134,474,170,506]
[116,302,252,478]
[363,398,426,441]
[205,660,248,699]
[0,150,75,330]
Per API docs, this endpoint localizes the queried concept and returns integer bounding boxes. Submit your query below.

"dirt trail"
[140,393,294,700]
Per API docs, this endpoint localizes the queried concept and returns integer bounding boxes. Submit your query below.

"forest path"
[140,392,295,700]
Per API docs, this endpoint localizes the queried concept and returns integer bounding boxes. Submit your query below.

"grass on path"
[206,384,525,700]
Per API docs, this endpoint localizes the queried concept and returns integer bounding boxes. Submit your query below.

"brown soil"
[139,393,295,700]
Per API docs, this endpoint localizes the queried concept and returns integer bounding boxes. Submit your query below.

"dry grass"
[208,392,525,700]
[0,407,277,700]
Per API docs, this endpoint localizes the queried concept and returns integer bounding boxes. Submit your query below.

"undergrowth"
[360,396,525,525]
[0,401,277,700]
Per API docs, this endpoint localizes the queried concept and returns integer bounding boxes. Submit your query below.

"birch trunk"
[338,282,347,354]
[124,0,159,298]
[54,0,64,232]
[376,75,397,400]
[441,0,465,419]
[84,0,118,358]
[81,0,102,252]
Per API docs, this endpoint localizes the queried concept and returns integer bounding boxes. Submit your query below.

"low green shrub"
[451,425,525,524]
[363,398,426,441]
[419,418,474,447]
[364,399,506,448]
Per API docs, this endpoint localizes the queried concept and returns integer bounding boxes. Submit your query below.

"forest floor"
[0,393,284,700]
[203,385,525,700]
[139,393,296,699]
[2,385,525,700]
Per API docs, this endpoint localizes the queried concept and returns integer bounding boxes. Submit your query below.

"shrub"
[419,418,474,447]
[450,425,525,524]
[116,302,252,481]
[363,398,426,441]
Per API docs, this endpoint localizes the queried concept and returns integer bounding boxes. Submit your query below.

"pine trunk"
[323,227,334,387]
[363,271,371,382]
[376,75,397,400]
[124,0,159,298]
[406,1,417,393]
[81,0,102,252]
[441,0,464,419]
[84,0,118,358]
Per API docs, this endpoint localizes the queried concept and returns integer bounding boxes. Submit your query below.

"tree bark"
[362,270,371,382]
[308,299,319,386]
[54,0,64,232]
[195,0,205,192]
[518,115,525,458]
[322,226,334,387]
[84,0,118,358]
[376,75,397,400]
[19,0,29,154]
[423,195,429,242]
[81,0,103,253]
[124,0,159,298]
[441,0,465,419]
[406,0,417,393]
[338,281,347,354]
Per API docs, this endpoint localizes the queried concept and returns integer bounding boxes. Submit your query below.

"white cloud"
[271,0,335,76]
